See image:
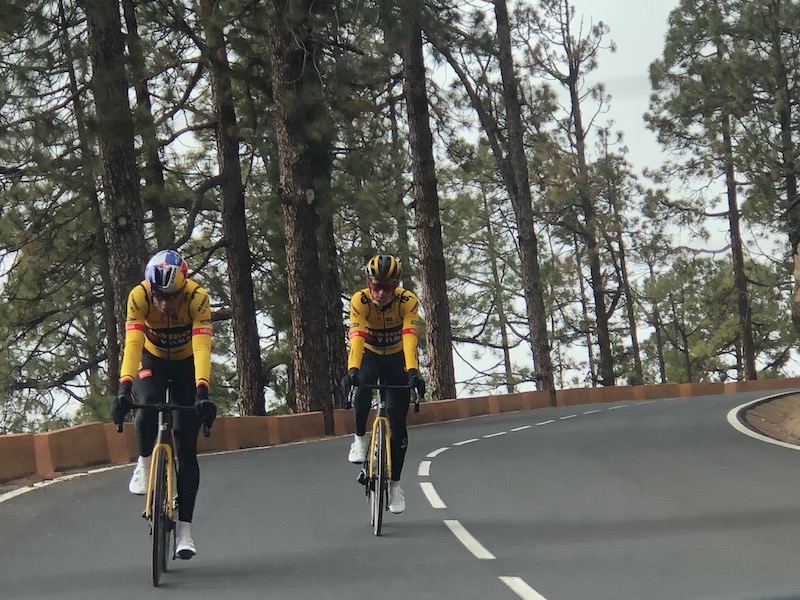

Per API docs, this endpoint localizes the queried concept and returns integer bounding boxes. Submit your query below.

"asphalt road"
[2,390,800,600]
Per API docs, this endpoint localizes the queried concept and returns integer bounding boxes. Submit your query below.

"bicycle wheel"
[151,449,168,587]
[370,421,387,536]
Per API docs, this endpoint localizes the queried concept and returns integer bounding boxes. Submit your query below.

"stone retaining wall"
[3,378,799,484]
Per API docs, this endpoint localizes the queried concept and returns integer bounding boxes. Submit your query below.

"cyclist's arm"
[347,291,369,369]
[188,284,213,388]
[119,285,147,384]
[400,290,421,371]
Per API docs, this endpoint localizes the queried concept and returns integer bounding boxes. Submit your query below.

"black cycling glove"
[111,380,133,425]
[407,368,426,398]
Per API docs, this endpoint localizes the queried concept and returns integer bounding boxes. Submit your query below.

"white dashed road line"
[500,576,550,600]
[418,400,670,600]
[453,438,479,446]
[427,447,449,458]
[419,481,447,508]
[444,519,496,559]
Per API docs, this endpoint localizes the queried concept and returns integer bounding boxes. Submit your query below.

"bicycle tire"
[151,449,168,587]
[371,421,387,536]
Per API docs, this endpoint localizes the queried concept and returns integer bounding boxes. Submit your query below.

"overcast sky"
[568,0,680,173]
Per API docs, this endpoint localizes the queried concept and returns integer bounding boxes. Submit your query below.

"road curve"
[2,390,799,600]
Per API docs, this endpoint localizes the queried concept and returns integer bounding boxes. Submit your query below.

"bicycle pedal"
[357,469,369,486]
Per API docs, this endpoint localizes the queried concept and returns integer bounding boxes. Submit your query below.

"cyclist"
[110,249,217,560]
[342,254,426,514]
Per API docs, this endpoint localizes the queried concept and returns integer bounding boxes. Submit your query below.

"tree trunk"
[268,0,334,433]
[494,0,556,403]
[203,0,266,415]
[81,0,148,346]
[121,0,172,248]
[483,193,516,393]
[720,111,757,380]
[567,77,614,386]
[62,0,119,395]
[400,19,457,401]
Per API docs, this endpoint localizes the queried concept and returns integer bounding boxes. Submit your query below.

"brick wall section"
[0,433,36,481]
[4,378,800,484]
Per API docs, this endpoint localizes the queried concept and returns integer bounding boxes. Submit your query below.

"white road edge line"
[535,420,554,426]
[499,576,549,600]
[583,409,602,415]
[558,414,576,420]
[444,519,495,559]
[511,425,531,431]
[418,461,431,477]
[0,464,125,504]
[728,395,800,451]
[484,431,508,438]
[608,404,628,410]
[420,481,447,508]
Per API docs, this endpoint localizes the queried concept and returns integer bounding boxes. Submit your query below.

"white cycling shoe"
[128,462,149,495]
[176,521,196,560]
[388,481,405,514]
[348,434,369,463]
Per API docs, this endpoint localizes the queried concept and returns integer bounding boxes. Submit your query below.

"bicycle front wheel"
[370,421,388,536]
[151,449,169,587]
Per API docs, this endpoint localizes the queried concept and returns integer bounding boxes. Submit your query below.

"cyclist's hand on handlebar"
[341,367,359,396]
[111,380,133,426]
[407,368,426,398]
[194,384,217,428]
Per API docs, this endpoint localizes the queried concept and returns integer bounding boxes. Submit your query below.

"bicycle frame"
[367,388,393,482]
[120,382,209,586]
[144,410,177,521]
[349,380,418,535]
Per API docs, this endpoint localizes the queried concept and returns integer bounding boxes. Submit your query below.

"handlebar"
[345,382,422,413]
[116,402,211,437]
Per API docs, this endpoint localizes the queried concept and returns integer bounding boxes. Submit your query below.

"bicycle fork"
[358,416,393,490]
[144,442,175,521]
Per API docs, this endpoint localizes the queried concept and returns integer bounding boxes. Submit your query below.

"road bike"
[349,381,419,536]
[117,385,210,587]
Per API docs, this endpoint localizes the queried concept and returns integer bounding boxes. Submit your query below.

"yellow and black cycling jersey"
[119,279,212,387]
[347,287,422,371]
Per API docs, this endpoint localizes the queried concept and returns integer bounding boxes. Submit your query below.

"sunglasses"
[368,280,397,293]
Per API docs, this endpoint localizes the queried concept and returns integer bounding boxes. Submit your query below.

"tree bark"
[268,0,334,433]
[494,0,557,403]
[400,18,457,401]
[81,0,148,356]
[203,0,266,414]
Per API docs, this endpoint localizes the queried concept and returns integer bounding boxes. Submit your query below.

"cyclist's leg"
[169,357,200,523]
[384,353,411,481]
[133,351,167,457]
[353,350,380,436]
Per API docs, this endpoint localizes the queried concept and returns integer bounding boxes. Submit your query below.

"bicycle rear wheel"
[151,449,169,587]
[370,421,387,536]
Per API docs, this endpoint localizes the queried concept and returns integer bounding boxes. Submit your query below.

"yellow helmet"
[365,254,402,282]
